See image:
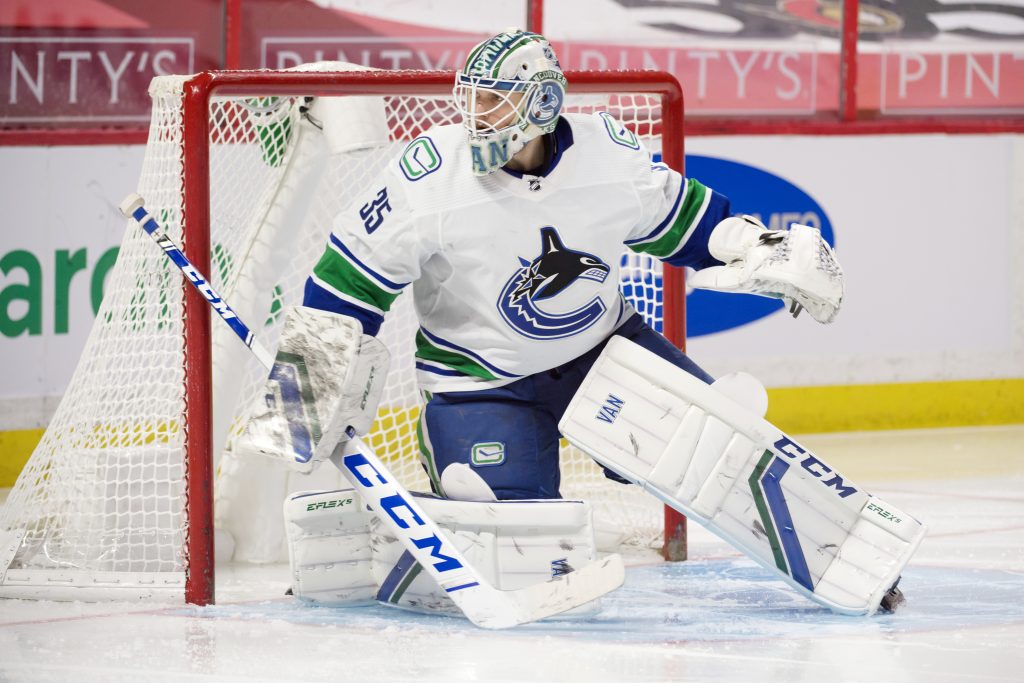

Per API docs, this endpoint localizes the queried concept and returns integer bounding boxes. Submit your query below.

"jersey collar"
[500,117,574,180]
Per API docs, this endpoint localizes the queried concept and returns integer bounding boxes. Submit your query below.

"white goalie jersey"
[304,112,730,393]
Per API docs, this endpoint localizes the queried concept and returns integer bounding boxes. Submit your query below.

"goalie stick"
[119,193,624,629]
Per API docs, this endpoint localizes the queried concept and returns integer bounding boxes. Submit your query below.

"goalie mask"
[453,29,567,176]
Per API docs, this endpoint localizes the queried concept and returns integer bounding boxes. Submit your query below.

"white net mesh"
[0,67,675,599]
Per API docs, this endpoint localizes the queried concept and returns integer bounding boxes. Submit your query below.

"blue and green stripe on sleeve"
[303,234,408,336]
[626,177,731,269]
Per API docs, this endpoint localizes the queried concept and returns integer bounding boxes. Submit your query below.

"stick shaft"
[129,204,275,369]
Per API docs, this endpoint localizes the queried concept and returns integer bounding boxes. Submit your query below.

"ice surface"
[1,425,1022,682]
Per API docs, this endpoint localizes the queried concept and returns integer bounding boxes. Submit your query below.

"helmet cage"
[452,30,566,175]
[453,74,537,140]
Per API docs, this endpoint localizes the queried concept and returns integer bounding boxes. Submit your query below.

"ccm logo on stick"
[342,453,464,574]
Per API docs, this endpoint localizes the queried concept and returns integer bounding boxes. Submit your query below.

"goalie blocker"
[559,337,926,616]
[234,306,390,473]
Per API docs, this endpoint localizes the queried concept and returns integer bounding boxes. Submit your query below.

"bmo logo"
[684,155,836,336]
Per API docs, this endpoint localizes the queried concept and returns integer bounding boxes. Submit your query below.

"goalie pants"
[419,314,714,499]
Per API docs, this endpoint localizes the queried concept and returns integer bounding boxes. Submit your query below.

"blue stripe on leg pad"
[761,458,814,592]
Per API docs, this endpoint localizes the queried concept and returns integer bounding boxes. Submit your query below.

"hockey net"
[0,65,687,603]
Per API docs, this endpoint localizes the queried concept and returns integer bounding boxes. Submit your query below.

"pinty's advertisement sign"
[1,34,195,123]
[2,0,1023,125]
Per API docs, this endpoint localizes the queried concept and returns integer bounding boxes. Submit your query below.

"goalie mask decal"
[497,227,610,339]
[453,30,567,176]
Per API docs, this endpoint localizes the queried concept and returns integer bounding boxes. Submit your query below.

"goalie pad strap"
[559,337,926,615]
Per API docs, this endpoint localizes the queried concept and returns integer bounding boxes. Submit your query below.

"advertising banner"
[1,34,195,124]
[2,134,1021,431]
[0,145,142,427]
[0,0,222,126]
[684,133,1023,388]
[2,0,1023,127]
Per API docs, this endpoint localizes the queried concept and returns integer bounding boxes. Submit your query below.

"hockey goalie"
[235,29,925,620]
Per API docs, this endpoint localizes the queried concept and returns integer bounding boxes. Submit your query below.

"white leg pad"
[559,336,927,615]
[284,489,376,605]
[284,489,602,618]
[372,496,601,617]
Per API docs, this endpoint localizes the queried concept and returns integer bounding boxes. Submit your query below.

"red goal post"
[181,69,689,604]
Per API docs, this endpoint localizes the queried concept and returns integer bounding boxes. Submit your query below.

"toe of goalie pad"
[371,496,603,618]
[236,306,390,473]
[559,336,926,615]
[878,579,906,613]
[284,489,376,605]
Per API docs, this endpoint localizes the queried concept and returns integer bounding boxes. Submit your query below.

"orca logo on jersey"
[497,227,611,339]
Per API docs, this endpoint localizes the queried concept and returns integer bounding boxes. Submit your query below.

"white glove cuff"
[707,215,776,263]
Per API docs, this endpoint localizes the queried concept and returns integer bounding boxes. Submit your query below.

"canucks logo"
[497,227,611,339]
[527,80,564,127]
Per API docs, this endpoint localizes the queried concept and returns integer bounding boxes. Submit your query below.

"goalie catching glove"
[235,306,390,473]
[689,215,845,323]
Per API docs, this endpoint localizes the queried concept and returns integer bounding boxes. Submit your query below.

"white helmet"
[453,29,567,176]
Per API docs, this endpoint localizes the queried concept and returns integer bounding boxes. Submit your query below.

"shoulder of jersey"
[566,111,649,156]
[560,111,652,182]
[391,124,467,188]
